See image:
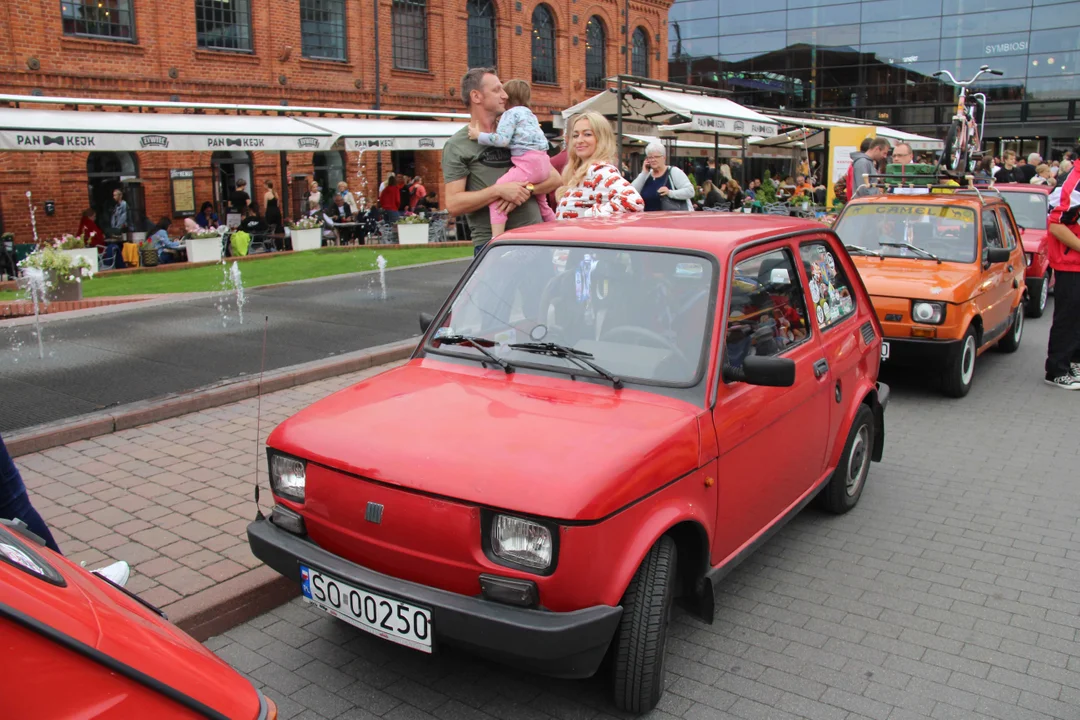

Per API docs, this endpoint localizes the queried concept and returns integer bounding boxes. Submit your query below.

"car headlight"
[912,301,945,325]
[490,514,553,571]
[269,453,306,503]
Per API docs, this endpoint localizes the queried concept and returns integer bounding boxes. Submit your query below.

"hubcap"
[960,335,976,386]
[1013,306,1023,342]
[1041,274,1049,311]
[846,425,870,496]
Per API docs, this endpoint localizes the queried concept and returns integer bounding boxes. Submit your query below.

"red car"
[988,184,1053,317]
[249,214,889,713]
[0,520,276,719]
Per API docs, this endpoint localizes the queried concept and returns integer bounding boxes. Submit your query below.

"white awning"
[876,127,944,151]
[303,118,466,151]
[767,114,872,131]
[626,134,739,151]
[0,108,336,152]
[562,87,779,138]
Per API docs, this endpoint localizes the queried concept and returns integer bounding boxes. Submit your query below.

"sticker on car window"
[807,248,854,329]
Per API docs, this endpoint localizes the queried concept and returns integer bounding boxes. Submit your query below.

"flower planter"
[185,236,223,264]
[45,270,82,302]
[291,227,323,252]
[59,247,98,274]
[397,223,430,246]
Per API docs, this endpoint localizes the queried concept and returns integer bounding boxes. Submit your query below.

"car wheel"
[611,535,677,714]
[997,304,1024,353]
[817,404,874,515]
[942,326,978,398]
[1027,272,1049,318]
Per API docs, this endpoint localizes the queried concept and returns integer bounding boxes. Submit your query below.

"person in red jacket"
[378,175,402,222]
[1044,145,1080,389]
[76,208,105,248]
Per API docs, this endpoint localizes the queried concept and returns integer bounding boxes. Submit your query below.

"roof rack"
[855,172,1000,204]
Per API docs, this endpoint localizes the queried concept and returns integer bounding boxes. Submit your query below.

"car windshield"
[428,244,715,386]
[835,203,978,263]
[1000,192,1048,229]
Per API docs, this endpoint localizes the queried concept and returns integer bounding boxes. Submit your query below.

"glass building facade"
[668,0,1080,158]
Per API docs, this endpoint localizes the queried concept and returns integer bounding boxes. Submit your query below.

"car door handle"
[813,358,829,378]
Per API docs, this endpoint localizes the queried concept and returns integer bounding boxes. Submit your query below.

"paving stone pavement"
[14,361,402,610]
[206,307,1080,720]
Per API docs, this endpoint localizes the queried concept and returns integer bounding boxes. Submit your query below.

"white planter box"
[291,227,322,252]
[397,223,429,246]
[59,247,98,274]
[185,236,223,264]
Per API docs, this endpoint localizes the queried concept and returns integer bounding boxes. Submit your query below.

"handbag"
[660,170,690,212]
[138,243,158,267]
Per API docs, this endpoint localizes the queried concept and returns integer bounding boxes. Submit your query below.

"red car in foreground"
[987,184,1053,317]
[0,520,275,719]
[249,214,889,713]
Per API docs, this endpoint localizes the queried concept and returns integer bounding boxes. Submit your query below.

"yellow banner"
[827,126,876,206]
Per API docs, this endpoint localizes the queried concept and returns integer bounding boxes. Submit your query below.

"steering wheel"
[600,325,688,362]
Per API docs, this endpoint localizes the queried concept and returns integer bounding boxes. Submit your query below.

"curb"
[7,336,420,457]
[165,565,299,642]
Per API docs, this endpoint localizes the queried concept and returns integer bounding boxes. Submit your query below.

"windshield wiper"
[845,244,881,257]
[436,334,514,374]
[509,342,623,389]
[878,240,942,263]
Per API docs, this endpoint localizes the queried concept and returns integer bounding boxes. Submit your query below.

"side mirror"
[419,312,434,333]
[722,355,796,387]
[985,247,1010,264]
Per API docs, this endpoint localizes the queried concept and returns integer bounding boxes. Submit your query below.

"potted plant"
[185,227,225,263]
[53,234,99,274]
[18,245,94,302]
[396,214,429,245]
[288,216,323,252]
[789,189,812,212]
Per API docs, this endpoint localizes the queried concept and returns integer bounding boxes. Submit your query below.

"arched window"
[392,0,428,70]
[467,0,497,69]
[585,16,606,91]
[631,27,649,77]
[531,5,556,85]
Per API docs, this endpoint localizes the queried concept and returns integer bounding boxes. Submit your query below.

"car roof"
[494,212,827,254]
[845,193,1000,210]
[985,184,1051,196]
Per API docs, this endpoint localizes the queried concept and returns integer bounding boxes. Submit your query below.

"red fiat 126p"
[249,214,889,713]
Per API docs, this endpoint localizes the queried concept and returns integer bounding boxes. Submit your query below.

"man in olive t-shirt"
[443,68,562,255]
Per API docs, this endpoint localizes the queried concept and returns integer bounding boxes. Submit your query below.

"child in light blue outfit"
[468,79,556,236]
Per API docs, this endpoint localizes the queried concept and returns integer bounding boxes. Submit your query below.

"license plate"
[881,341,890,361]
[300,565,432,653]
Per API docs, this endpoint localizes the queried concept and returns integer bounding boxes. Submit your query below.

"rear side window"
[983,212,1003,249]
[724,248,811,372]
[800,242,857,329]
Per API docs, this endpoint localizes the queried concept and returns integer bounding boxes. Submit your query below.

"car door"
[798,237,864,465]
[977,210,1014,343]
[997,205,1026,308]
[711,241,831,566]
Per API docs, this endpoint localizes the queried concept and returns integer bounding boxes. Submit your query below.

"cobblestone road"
[209,310,1080,720]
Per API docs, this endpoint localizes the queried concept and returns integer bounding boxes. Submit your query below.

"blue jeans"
[0,433,60,553]
[474,242,487,257]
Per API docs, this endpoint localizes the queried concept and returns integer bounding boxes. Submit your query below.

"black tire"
[1027,271,1049,318]
[997,303,1024,353]
[611,536,677,714]
[942,325,978,398]
[817,404,874,515]
[940,121,966,175]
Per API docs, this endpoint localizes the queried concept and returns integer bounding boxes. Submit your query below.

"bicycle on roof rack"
[933,64,1003,177]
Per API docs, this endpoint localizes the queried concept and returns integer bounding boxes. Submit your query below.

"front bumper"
[881,336,961,366]
[247,516,622,679]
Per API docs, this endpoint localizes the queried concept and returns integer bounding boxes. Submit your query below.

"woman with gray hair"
[631,142,695,211]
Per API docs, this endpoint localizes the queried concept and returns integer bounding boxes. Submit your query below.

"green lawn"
[0,246,471,301]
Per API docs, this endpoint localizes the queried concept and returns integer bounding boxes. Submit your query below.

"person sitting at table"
[239,205,268,235]
[195,201,219,229]
[324,195,355,244]
[418,189,440,213]
[76,208,105,248]
[700,179,725,209]
[149,217,185,264]
[722,179,746,210]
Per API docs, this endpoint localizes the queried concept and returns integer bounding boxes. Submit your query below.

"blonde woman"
[555,112,644,219]
[337,181,359,213]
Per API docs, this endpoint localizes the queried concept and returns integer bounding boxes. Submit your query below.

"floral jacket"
[556,162,645,219]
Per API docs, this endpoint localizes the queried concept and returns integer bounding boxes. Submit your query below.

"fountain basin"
[397,223,429,246]
[185,236,223,264]
[292,228,322,252]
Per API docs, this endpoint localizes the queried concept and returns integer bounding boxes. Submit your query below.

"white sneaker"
[93,560,130,587]
[1045,375,1080,390]
[1071,363,1080,378]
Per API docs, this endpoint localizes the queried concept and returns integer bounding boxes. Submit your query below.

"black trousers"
[1045,269,1080,379]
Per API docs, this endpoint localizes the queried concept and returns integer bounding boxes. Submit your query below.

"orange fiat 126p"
[834,192,1027,397]
[249,213,889,714]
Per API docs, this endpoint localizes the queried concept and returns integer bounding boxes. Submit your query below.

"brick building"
[0,0,671,243]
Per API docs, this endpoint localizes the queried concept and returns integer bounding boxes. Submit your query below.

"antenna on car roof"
[252,315,269,521]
